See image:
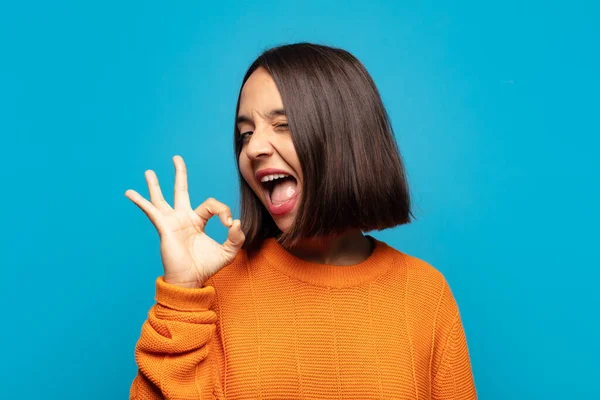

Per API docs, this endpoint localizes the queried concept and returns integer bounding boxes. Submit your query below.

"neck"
[283,229,373,266]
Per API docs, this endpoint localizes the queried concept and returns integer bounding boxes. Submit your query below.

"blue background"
[1,1,598,398]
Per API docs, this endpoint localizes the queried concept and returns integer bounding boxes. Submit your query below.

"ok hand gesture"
[125,155,245,288]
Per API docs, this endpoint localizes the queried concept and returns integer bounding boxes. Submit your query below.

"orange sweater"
[130,236,477,399]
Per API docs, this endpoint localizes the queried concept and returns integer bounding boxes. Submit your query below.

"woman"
[126,43,477,399]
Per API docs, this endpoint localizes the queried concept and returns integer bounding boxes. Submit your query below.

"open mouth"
[261,175,299,205]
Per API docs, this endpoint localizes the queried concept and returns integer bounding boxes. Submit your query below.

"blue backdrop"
[1,1,598,398]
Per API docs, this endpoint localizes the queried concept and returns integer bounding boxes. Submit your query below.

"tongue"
[270,178,297,205]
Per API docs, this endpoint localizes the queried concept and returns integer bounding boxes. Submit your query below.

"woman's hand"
[125,155,245,288]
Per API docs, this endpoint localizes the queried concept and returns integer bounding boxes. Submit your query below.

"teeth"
[260,173,290,183]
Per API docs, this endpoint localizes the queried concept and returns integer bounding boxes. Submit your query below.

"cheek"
[237,152,247,174]
[283,144,303,181]
[238,155,260,194]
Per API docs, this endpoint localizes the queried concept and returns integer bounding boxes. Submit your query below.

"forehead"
[239,67,284,114]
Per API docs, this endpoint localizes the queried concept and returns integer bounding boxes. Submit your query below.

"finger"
[145,170,172,212]
[173,155,191,210]
[221,219,245,257]
[124,189,164,232]
[193,197,232,227]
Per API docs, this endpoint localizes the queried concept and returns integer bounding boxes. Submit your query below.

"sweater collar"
[255,235,394,287]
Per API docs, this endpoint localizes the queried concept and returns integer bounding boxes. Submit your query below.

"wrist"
[156,276,216,311]
[163,275,204,289]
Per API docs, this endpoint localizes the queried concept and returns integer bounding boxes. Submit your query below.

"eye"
[275,123,289,131]
[238,131,253,144]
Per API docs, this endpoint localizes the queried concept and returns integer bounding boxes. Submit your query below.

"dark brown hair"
[234,42,413,251]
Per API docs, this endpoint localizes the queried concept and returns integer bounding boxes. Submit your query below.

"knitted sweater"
[130,235,477,399]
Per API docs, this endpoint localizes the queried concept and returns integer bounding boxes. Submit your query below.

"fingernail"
[227,217,233,225]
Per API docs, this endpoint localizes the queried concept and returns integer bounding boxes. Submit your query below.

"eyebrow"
[236,108,286,125]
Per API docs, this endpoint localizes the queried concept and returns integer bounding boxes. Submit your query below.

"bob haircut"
[234,42,413,251]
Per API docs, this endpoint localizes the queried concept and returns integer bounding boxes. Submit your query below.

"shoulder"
[380,239,447,286]
[380,240,458,314]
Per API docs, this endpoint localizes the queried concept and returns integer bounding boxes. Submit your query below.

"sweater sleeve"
[129,277,225,400]
[431,279,477,400]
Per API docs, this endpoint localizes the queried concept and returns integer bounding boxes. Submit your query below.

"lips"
[264,186,299,216]
[255,167,300,216]
[255,168,297,195]
[255,167,296,182]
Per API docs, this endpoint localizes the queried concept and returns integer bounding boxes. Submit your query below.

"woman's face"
[237,67,303,233]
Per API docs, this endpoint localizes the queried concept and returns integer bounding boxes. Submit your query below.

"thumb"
[221,219,245,258]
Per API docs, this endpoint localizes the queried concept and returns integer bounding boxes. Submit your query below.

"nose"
[244,127,274,159]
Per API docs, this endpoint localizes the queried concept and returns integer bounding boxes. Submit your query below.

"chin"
[273,213,295,233]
